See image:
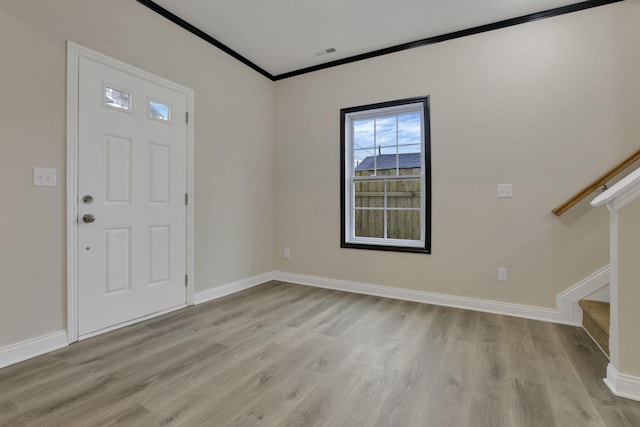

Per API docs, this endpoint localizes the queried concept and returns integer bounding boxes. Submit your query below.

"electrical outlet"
[498,267,508,282]
[497,184,512,198]
[284,248,290,258]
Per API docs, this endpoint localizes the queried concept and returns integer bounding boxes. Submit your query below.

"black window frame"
[340,96,432,254]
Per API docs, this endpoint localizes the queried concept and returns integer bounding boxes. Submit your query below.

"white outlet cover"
[497,184,512,198]
[498,267,508,282]
[33,167,57,187]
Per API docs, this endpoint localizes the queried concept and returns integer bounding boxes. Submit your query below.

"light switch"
[497,184,512,198]
[33,167,57,187]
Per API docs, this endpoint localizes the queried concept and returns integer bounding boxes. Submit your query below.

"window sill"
[341,241,431,254]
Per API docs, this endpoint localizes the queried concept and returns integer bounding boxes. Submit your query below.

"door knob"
[82,214,96,223]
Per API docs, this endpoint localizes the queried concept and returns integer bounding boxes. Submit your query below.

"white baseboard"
[605,364,640,402]
[0,331,68,369]
[272,271,577,325]
[193,268,609,327]
[194,272,275,305]
[557,265,610,325]
[0,268,611,372]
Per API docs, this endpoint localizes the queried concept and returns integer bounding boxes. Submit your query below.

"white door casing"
[67,42,195,341]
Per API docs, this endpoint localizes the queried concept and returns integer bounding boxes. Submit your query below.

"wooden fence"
[354,168,421,240]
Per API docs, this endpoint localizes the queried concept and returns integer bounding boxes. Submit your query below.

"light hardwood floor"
[1,281,640,426]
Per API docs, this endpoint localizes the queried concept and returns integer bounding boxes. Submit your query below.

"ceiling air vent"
[314,47,337,56]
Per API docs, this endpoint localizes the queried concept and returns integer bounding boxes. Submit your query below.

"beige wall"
[0,0,275,347]
[274,1,640,308]
[617,198,640,377]
[2,0,639,350]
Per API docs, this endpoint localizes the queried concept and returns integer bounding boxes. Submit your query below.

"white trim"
[66,41,195,343]
[591,167,640,389]
[557,265,610,325]
[66,41,81,343]
[272,271,579,325]
[592,166,640,211]
[194,272,275,305]
[609,211,620,369]
[185,80,196,307]
[0,331,68,369]
[605,364,640,402]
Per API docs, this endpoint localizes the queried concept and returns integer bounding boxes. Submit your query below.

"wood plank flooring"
[1,281,640,426]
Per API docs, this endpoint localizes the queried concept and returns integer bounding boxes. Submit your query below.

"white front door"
[76,55,188,337]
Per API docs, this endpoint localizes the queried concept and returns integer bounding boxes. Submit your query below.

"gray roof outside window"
[355,153,421,171]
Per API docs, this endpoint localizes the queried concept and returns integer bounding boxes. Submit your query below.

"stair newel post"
[592,166,640,401]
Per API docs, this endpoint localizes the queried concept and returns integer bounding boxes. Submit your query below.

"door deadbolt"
[82,195,94,204]
[82,214,96,223]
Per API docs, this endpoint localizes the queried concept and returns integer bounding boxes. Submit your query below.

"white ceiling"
[152,0,595,76]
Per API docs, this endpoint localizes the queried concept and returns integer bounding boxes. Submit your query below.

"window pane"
[376,116,396,176]
[354,119,374,151]
[354,148,377,176]
[149,100,170,122]
[354,180,384,208]
[375,116,396,149]
[387,179,421,209]
[104,86,131,111]
[355,209,384,238]
[398,112,421,146]
[397,142,422,154]
[387,210,421,240]
[355,115,423,177]
[398,112,422,176]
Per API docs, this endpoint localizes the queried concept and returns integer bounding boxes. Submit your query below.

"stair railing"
[552,148,640,216]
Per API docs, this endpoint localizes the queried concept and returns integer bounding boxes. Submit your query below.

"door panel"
[77,56,187,336]
[105,228,131,294]
[104,135,132,203]
[149,143,171,203]
[149,226,170,285]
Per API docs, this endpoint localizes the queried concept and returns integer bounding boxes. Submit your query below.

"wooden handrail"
[552,148,640,216]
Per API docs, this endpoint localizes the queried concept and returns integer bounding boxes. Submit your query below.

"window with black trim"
[341,97,431,253]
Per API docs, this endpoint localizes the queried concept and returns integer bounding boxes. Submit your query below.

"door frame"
[66,41,195,343]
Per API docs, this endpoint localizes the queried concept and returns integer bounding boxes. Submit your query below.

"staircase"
[579,299,610,357]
